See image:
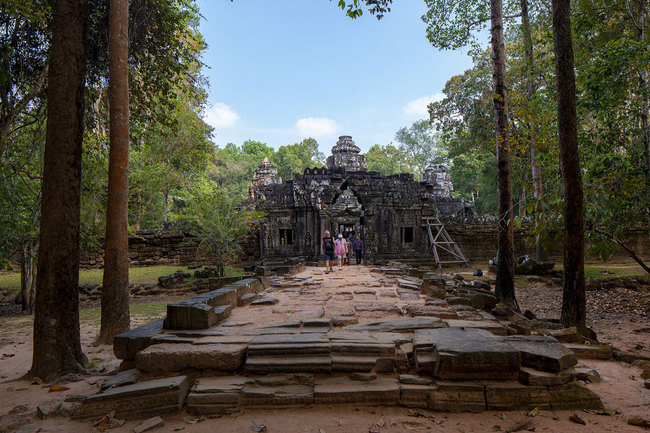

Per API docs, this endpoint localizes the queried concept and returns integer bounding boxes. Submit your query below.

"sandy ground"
[0,265,649,433]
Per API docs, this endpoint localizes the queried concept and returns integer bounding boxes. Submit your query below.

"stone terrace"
[74,265,609,419]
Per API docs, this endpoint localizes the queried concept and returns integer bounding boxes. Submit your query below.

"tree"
[552,0,586,328]
[394,120,442,179]
[98,0,130,345]
[364,144,408,175]
[270,138,324,181]
[180,181,263,276]
[491,0,517,307]
[0,1,49,159]
[30,0,88,381]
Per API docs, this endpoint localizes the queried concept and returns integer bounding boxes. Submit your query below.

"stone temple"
[247,135,472,262]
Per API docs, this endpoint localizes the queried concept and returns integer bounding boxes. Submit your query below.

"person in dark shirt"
[353,235,364,266]
[322,230,334,273]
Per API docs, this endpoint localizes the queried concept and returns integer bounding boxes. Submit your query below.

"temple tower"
[326,135,367,172]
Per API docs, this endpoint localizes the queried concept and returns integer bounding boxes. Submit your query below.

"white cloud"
[403,93,445,118]
[295,117,339,137]
[204,103,240,129]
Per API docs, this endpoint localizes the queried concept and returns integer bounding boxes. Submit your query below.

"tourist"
[344,236,352,265]
[334,233,346,269]
[322,230,334,273]
[353,235,364,266]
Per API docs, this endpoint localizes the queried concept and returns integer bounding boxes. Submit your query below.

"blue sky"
[197,0,479,155]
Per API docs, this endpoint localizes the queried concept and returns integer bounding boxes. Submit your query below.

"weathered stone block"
[519,367,572,386]
[485,382,551,410]
[240,383,313,408]
[548,327,580,343]
[314,377,399,405]
[429,382,485,412]
[444,320,507,336]
[185,376,250,415]
[564,343,614,359]
[74,376,189,420]
[101,369,140,391]
[135,343,245,372]
[416,328,520,380]
[400,383,435,408]
[548,383,604,410]
[163,301,231,330]
[114,319,164,360]
[501,335,577,372]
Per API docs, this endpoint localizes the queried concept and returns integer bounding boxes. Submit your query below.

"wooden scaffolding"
[423,216,468,268]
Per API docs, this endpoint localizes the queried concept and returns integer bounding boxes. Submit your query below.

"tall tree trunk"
[98,0,131,344]
[520,0,546,261]
[30,0,88,382]
[552,0,586,328]
[491,0,517,307]
[20,242,37,313]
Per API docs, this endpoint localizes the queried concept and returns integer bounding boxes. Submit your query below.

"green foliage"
[335,0,393,19]
[177,180,264,276]
[394,120,444,179]
[364,144,408,175]
[269,138,325,181]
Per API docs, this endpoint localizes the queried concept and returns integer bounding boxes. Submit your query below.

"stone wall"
[446,221,650,262]
[80,230,201,269]
[79,225,650,269]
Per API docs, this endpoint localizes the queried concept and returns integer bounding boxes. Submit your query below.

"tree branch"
[591,225,650,275]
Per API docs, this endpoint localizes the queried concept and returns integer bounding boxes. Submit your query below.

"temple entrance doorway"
[338,223,355,238]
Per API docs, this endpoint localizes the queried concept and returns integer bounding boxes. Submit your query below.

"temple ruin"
[247,136,472,262]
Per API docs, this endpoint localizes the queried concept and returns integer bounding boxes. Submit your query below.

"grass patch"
[0,264,244,294]
[79,301,169,324]
[584,264,647,280]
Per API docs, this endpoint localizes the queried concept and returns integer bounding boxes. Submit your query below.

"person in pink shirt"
[334,233,346,269]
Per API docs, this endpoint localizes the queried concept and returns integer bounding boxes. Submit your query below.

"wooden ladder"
[423,216,468,268]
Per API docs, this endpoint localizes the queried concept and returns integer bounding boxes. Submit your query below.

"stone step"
[245,355,332,374]
[186,376,250,415]
[314,376,399,405]
[233,374,315,409]
[238,292,258,306]
[114,319,164,361]
[414,327,521,380]
[74,376,189,420]
[519,367,573,386]
[501,335,577,372]
[135,343,246,372]
[163,302,232,330]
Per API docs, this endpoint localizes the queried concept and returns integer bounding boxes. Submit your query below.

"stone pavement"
[75,264,608,419]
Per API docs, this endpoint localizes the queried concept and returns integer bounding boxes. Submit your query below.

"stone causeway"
[73,263,610,420]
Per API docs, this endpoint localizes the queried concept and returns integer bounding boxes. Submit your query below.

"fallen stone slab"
[114,319,164,360]
[572,368,601,383]
[519,367,573,386]
[250,297,279,305]
[238,292,258,306]
[314,376,399,405]
[547,327,581,343]
[135,343,246,372]
[564,343,614,359]
[501,335,578,372]
[444,319,507,336]
[345,317,447,333]
[163,301,232,330]
[101,369,140,391]
[74,376,189,420]
[485,382,551,410]
[415,327,520,380]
